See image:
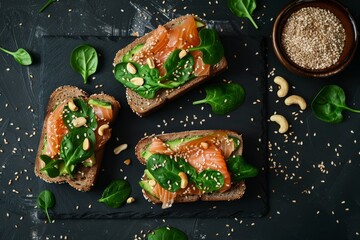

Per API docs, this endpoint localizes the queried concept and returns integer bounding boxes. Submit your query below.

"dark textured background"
[0,0,360,239]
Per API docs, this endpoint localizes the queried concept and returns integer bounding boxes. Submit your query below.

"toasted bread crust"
[113,15,228,117]
[34,86,120,192]
[136,130,246,204]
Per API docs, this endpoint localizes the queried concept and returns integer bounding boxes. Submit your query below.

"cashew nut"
[113,143,128,155]
[130,77,144,86]
[270,114,289,133]
[178,172,188,189]
[178,49,187,59]
[274,76,289,98]
[126,62,137,74]
[68,99,78,111]
[285,95,307,110]
[146,58,155,69]
[126,197,135,204]
[72,117,87,127]
[98,124,109,136]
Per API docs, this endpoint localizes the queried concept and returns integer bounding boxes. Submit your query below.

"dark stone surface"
[0,0,360,239]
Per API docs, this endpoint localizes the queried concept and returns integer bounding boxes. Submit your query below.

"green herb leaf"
[60,127,96,175]
[193,82,246,115]
[228,0,258,29]
[147,226,188,240]
[227,155,258,182]
[189,28,224,65]
[311,85,360,123]
[40,155,61,178]
[195,169,224,193]
[37,190,56,223]
[38,0,56,13]
[114,61,161,99]
[98,179,132,208]
[62,98,98,131]
[146,154,182,192]
[70,45,98,84]
[0,47,32,66]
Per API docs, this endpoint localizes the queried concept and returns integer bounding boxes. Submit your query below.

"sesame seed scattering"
[281,7,345,70]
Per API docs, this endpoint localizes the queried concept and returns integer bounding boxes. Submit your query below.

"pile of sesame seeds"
[281,7,346,70]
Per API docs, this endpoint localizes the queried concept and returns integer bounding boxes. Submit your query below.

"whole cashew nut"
[274,76,289,98]
[270,114,289,133]
[285,95,307,110]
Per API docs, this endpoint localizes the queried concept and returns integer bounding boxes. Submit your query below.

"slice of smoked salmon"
[192,50,210,77]
[148,138,174,155]
[45,101,68,158]
[167,15,200,49]
[92,105,113,122]
[151,182,177,209]
[94,119,112,151]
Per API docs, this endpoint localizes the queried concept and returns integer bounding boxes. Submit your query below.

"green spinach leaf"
[148,226,188,240]
[189,28,224,65]
[0,47,32,66]
[311,85,360,123]
[193,82,246,115]
[70,45,98,84]
[40,155,61,178]
[114,61,161,99]
[228,0,258,29]
[60,127,96,175]
[98,179,132,208]
[196,169,224,193]
[38,0,56,13]
[176,157,197,183]
[227,155,258,182]
[37,190,56,223]
[146,154,182,192]
[62,98,98,131]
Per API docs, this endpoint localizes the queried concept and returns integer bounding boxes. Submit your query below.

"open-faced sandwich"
[35,86,120,192]
[135,130,258,208]
[113,15,227,116]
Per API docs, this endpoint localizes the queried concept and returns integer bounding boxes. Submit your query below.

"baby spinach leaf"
[114,61,161,99]
[98,179,131,208]
[62,98,98,131]
[0,47,32,66]
[189,28,224,65]
[70,45,98,84]
[37,190,56,223]
[148,226,188,240]
[38,0,56,13]
[228,0,258,29]
[311,85,360,123]
[193,82,246,115]
[39,155,61,178]
[227,155,258,182]
[146,154,182,192]
[60,127,96,175]
[176,157,197,183]
[159,49,195,88]
[196,169,224,193]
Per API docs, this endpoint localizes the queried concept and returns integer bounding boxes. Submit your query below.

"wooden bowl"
[272,0,358,77]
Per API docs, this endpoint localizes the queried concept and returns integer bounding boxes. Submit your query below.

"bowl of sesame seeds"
[272,0,358,77]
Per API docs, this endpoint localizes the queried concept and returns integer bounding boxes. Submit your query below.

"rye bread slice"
[34,86,120,192]
[135,130,246,204]
[113,15,228,117]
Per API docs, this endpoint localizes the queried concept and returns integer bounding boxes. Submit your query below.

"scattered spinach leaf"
[37,190,56,223]
[311,85,360,123]
[147,226,188,240]
[193,82,246,115]
[62,98,98,131]
[0,47,32,66]
[60,127,96,175]
[228,0,258,29]
[70,45,98,84]
[38,0,56,13]
[189,28,224,65]
[196,169,224,193]
[98,179,131,208]
[227,155,258,182]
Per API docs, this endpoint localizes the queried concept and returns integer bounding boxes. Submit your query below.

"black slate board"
[37,35,268,219]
